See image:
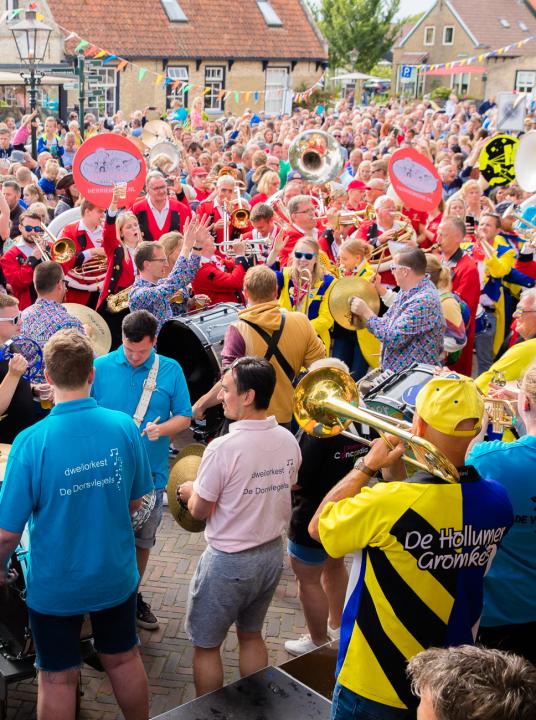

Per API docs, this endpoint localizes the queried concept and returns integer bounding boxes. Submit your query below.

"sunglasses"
[294,251,317,260]
[23,225,44,233]
[0,313,21,325]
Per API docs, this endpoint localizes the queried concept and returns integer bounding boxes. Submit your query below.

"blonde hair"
[445,195,467,219]
[27,202,48,223]
[522,362,536,408]
[0,293,18,309]
[426,254,452,290]
[257,170,280,196]
[460,179,481,201]
[159,231,182,258]
[292,237,325,285]
[340,237,371,260]
[244,265,278,302]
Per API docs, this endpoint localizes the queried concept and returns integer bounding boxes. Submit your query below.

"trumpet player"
[197,175,249,251]
[0,209,45,310]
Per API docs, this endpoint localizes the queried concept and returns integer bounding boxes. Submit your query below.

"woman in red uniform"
[97,186,141,348]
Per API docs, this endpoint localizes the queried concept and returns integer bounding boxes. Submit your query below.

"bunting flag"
[417,34,535,72]
[138,68,147,82]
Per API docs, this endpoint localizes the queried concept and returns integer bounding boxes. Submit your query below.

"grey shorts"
[134,488,164,550]
[185,537,284,648]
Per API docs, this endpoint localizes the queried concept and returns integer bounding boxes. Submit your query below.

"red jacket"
[191,257,246,305]
[96,216,136,310]
[449,251,480,377]
[132,197,191,242]
[196,199,251,253]
[0,244,39,310]
[61,221,101,306]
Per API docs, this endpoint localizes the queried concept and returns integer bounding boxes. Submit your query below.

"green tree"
[317,0,402,73]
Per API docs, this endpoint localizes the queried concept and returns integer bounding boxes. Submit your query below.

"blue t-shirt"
[91,347,192,489]
[467,435,536,626]
[0,397,152,615]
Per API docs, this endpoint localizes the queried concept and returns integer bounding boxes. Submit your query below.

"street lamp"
[349,49,359,70]
[10,9,53,159]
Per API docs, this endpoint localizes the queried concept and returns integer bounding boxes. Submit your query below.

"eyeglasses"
[150,185,167,192]
[23,225,44,233]
[294,208,315,215]
[294,251,317,260]
[0,313,21,325]
[148,258,167,264]
[513,308,536,318]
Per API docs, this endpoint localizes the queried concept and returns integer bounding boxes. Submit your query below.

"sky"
[396,0,433,20]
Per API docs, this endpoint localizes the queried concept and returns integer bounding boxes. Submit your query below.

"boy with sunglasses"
[0,210,45,310]
[0,293,36,443]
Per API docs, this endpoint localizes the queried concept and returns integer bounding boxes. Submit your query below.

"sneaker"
[284,634,321,657]
[327,624,340,641]
[163,491,169,507]
[136,593,159,630]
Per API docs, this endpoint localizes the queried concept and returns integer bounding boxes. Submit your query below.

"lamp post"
[10,9,53,159]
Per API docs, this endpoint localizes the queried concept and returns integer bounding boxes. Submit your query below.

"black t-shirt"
[0,359,37,444]
[289,431,368,548]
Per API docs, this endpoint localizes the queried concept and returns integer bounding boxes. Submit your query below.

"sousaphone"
[167,443,206,532]
[288,130,344,184]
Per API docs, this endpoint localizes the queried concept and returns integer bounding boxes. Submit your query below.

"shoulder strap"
[133,354,160,428]
[241,313,295,383]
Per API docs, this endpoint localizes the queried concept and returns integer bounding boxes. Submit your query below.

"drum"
[157,303,243,435]
[361,363,436,423]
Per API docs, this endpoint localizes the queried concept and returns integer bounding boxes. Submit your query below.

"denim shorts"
[134,487,164,549]
[28,590,138,672]
[331,682,411,720]
[186,537,284,648]
[288,538,329,565]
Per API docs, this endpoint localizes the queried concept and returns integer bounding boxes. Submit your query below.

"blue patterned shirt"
[128,255,200,333]
[20,298,85,382]
[366,276,444,372]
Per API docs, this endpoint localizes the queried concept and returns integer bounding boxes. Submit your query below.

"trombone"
[37,224,77,264]
[293,366,459,482]
[293,268,313,315]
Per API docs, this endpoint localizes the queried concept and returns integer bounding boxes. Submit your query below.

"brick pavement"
[5,508,308,719]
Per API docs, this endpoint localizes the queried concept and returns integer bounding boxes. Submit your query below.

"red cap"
[347,179,368,191]
[191,167,208,177]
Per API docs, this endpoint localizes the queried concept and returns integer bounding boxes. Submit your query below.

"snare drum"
[157,303,243,434]
[361,363,436,423]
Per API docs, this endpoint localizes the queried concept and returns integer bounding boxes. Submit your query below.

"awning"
[0,70,76,85]
[329,72,384,82]
[420,65,486,76]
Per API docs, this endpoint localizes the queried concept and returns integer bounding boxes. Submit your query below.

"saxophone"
[106,286,132,313]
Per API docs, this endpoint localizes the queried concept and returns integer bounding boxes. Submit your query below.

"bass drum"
[360,363,436,423]
[157,303,243,437]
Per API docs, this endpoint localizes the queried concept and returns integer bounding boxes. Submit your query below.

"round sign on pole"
[72,134,145,209]
[388,148,442,213]
[478,134,518,187]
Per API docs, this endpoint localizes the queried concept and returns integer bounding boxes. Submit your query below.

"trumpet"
[293,366,459,482]
[484,397,516,434]
[229,188,250,229]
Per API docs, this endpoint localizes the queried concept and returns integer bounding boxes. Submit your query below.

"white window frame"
[92,67,118,116]
[204,66,225,112]
[6,1,19,12]
[167,65,189,107]
[443,26,455,45]
[423,26,435,46]
[264,66,291,116]
[160,0,187,22]
[516,70,536,94]
[256,0,283,27]
[450,72,470,96]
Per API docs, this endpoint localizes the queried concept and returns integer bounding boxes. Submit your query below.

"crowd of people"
[0,93,535,720]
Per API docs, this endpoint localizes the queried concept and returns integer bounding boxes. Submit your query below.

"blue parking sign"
[401,65,412,79]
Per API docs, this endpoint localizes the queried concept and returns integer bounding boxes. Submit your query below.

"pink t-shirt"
[193,416,301,552]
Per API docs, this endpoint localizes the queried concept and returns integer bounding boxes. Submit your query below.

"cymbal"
[128,134,146,154]
[167,445,206,533]
[141,120,173,149]
[0,443,12,484]
[62,304,112,357]
[328,276,380,331]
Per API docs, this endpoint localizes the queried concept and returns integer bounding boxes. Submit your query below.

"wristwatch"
[354,457,377,477]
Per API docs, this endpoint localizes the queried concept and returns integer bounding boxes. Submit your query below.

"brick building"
[392,0,536,101]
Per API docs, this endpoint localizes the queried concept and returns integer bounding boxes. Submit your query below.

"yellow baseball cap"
[415,374,484,437]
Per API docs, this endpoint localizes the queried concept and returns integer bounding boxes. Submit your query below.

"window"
[519,21,529,32]
[516,70,536,94]
[424,26,435,45]
[160,0,187,22]
[451,72,470,96]
[166,65,189,108]
[265,67,291,116]
[256,0,283,27]
[204,66,225,111]
[499,18,510,28]
[6,1,19,11]
[443,26,455,45]
[90,67,117,116]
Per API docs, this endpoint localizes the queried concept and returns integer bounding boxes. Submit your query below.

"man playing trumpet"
[0,209,45,309]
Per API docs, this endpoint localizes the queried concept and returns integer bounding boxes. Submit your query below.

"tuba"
[293,366,459,482]
[288,130,344,184]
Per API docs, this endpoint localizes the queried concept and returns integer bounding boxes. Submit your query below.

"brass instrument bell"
[288,130,344,184]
